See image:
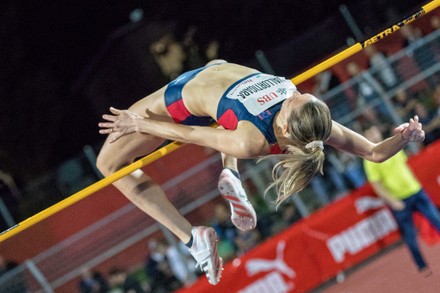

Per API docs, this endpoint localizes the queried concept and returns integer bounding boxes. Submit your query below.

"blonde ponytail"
[264,145,326,208]
[264,98,332,208]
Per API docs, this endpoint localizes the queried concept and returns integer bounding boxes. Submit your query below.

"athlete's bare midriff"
[182,63,259,118]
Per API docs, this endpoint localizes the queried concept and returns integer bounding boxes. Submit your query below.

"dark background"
[0,0,422,185]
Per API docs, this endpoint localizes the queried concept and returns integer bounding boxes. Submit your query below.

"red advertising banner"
[179,142,440,293]
[178,188,401,293]
[299,187,400,282]
[408,141,440,206]
[408,141,440,245]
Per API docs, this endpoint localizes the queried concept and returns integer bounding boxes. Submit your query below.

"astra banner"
[178,141,440,293]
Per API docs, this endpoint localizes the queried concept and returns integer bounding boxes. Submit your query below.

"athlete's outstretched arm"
[99,107,266,159]
[326,115,424,163]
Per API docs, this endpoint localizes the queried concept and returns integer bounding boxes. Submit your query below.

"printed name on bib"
[226,74,297,116]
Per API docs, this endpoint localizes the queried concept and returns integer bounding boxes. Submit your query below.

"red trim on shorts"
[218,109,238,130]
[167,99,192,123]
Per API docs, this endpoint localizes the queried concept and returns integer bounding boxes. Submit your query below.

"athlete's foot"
[218,169,257,231]
[189,226,223,285]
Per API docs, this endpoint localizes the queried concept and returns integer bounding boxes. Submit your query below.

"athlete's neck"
[273,112,291,148]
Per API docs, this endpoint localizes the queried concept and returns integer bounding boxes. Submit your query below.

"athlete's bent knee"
[96,152,126,177]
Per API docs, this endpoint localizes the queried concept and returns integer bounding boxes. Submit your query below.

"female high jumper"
[98,60,424,285]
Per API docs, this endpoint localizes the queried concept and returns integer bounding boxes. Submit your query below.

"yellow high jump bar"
[1,0,439,243]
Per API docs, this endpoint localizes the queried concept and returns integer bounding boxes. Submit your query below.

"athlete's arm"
[215,125,241,172]
[99,107,267,159]
[326,116,424,163]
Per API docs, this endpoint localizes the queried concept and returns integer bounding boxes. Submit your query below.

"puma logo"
[355,196,385,214]
[245,240,296,279]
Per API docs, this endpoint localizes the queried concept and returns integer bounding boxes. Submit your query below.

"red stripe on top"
[219,109,283,155]
[166,99,191,123]
[217,109,238,130]
[270,144,283,154]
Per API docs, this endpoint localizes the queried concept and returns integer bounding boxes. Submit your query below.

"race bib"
[226,73,297,116]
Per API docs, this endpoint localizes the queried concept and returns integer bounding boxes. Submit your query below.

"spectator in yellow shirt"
[363,125,440,276]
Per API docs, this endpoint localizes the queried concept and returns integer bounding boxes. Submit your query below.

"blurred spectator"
[205,40,220,62]
[0,255,26,293]
[78,267,109,293]
[165,241,197,287]
[393,89,417,121]
[363,124,440,277]
[181,26,220,71]
[150,31,186,80]
[108,267,149,293]
[312,70,341,97]
[346,61,391,119]
[312,70,345,120]
[211,203,237,261]
[234,229,261,256]
[431,85,440,116]
[323,148,353,197]
[0,255,19,276]
[430,15,440,31]
[182,26,207,69]
[255,210,280,239]
[309,149,363,203]
[0,255,7,276]
[400,25,423,47]
[399,25,438,87]
[269,201,302,235]
[0,170,21,231]
[412,101,440,146]
[364,45,399,89]
[144,239,180,292]
[280,202,301,225]
[346,61,376,106]
[427,15,440,63]
[335,152,366,189]
[323,166,349,198]
[310,174,331,204]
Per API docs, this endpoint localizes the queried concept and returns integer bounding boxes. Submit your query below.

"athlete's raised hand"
[394,115,425,143]
[99,107,144,142]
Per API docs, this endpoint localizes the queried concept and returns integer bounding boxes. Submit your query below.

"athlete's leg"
[219,154,257,231]
[97,90,222,284]
[221,153,239,174]
[97,90,193,242]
